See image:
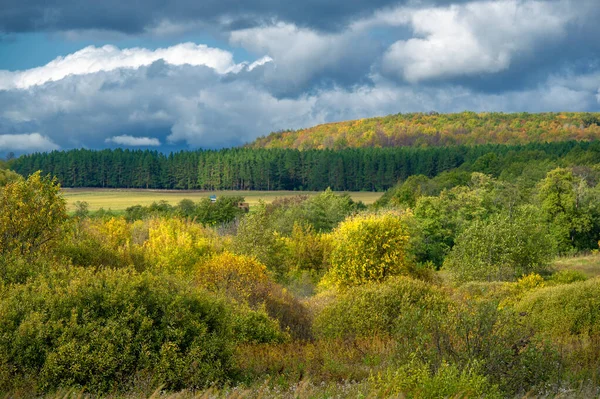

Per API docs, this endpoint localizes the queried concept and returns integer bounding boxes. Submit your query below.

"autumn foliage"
[324,211,411,288]
[252,111,600,150]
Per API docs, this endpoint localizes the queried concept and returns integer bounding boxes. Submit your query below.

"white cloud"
[381,0,573,82]
[229,22,369,90]
[2,60,597,153]
[105,135,161,146]
[0,133,59,152]
[0,42,265,90]
[166,80,318,147]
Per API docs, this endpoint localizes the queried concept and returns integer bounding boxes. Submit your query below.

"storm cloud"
[0,0,599,153]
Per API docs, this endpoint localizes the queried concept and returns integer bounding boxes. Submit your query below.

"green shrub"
[547,269,588,286]
[517,278,600,338]
[444,210,554,283]
[369,360,502,399]
[456,281,512,301]
[233,203,288,277]
[0,267,281,393]
[0,168,21,186]
[314,276,449,340]
[229,303,290,344]
[57,236,123,269]
[444,298,559,394]
[0,253,56,286]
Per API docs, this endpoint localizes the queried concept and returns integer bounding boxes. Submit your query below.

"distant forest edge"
[11,141,600,191]
[250,112,600,149]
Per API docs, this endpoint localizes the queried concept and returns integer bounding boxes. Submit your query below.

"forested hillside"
[11,141,600,191]
[250,112,600,149]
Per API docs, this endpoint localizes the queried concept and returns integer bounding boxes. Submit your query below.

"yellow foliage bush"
[58,218,149,271]
[144,218,219,273]
[95,217,132,248]
[0,172,68,257]
[195,252,269,301]
[195,252,313,340]
[323,211,411,288]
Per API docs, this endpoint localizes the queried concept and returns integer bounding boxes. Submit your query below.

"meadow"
[5,163,600,398]
[553,254,600,278]
[61,188,383,212]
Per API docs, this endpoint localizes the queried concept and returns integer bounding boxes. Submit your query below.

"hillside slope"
[249,112,600,150]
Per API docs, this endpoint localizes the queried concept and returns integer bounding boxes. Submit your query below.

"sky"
[0,0,599,154]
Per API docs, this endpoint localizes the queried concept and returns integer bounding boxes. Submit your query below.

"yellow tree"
[324,211,411,288]
[0,172,68,257]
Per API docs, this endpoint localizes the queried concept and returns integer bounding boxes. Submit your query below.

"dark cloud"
[0,0,473,34]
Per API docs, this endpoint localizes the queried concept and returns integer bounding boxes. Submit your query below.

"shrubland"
[5,156,600,397]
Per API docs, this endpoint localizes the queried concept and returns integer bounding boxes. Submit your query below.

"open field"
[552,253,600,278]
[62,188,383,212]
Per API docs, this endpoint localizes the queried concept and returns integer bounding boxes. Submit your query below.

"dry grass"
[61,189,383,212]
[552,253,600,278]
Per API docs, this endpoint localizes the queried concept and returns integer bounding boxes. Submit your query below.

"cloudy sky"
[0,0,599,154]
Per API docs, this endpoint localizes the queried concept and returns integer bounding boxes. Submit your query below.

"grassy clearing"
[552,253,600,278]
[61,189,383,212]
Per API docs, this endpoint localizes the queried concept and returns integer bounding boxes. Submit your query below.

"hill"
[249,111,600,150]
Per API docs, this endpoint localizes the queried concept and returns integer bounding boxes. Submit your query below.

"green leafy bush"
[0,168,21,186]
[444,210,554,283]
[233,203,288,277]
[444,298,559,394]
[0,267,280,393]
[547,269,588,286]
[517,278,600,338]
[314,276,449,339]
[369,360,501,399]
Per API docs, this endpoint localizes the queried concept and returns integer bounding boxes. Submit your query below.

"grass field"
[552,253,600,278]
[62,188,383,212]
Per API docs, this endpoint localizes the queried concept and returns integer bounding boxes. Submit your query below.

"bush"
[0,267,240,393]
[195,252,270,301]
[196,252,312,340]
[517,278,600,338]
[57,218,150,272]
[443,297,559,394]
[301,188,362,232]
[233,203,288,277]
[370,360,501,399]
[192,196,246,226]
[314,276,449,340]
[144,217,221,273]
[547,269,588,286]
[0,168,20,186]
[0,171,68,258]
[281,223,330,276]
[444,210,554,283]
[323,211,412,288]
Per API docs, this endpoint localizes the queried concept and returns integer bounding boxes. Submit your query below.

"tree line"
[10,140,600,191]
